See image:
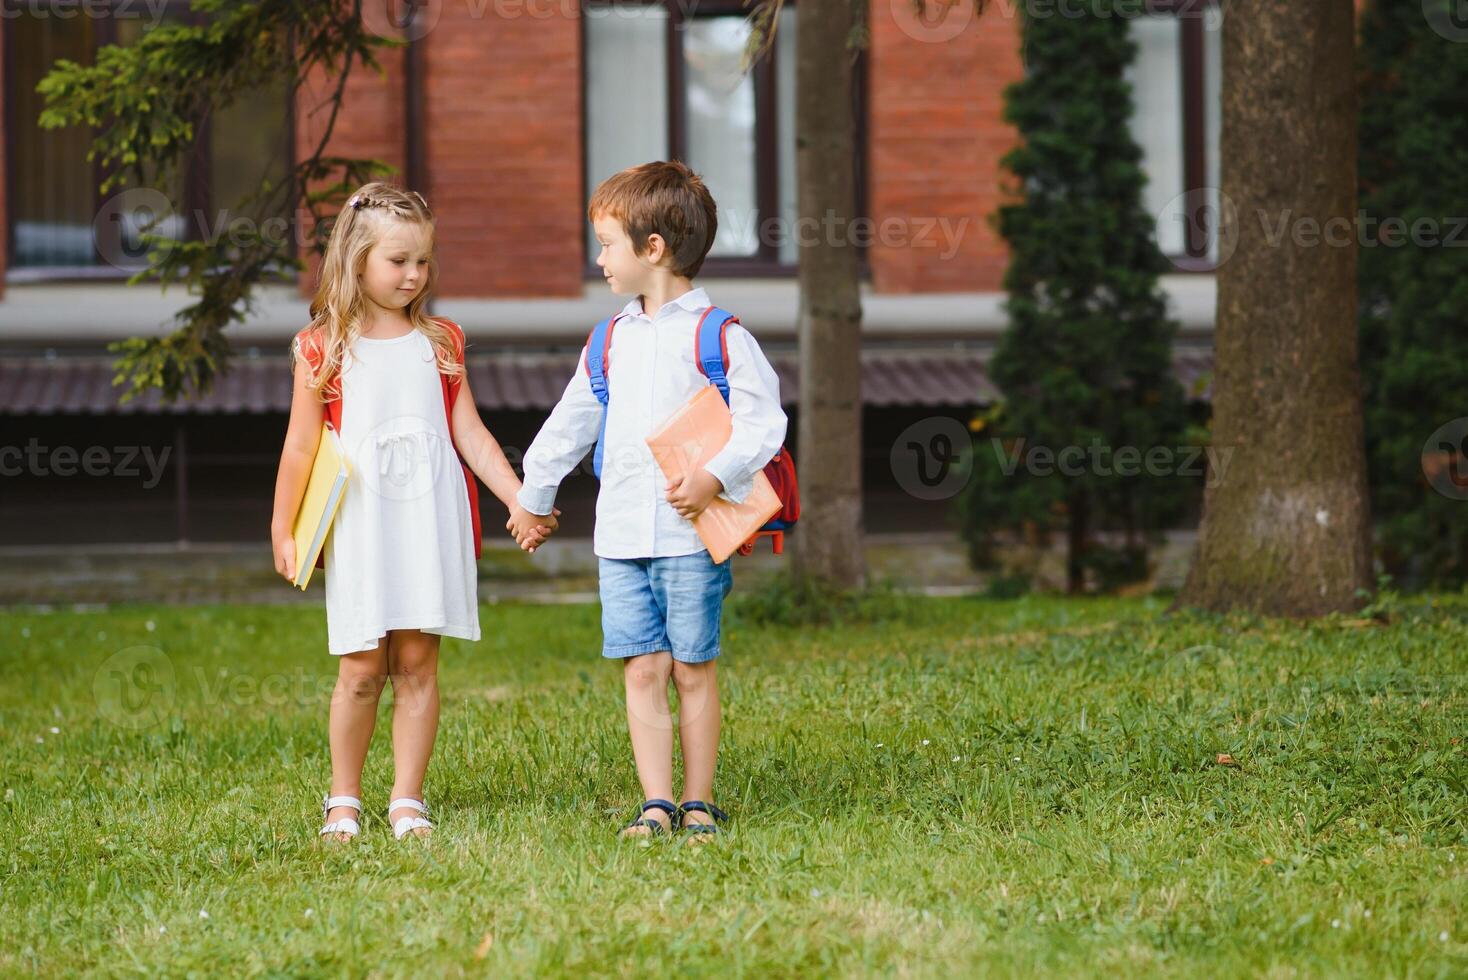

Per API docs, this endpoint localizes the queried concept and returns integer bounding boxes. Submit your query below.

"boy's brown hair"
[587,160,719,279]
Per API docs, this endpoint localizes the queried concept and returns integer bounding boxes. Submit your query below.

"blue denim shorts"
[598,550,735,664]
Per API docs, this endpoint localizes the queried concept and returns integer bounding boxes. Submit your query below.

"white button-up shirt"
[516,287,788,560]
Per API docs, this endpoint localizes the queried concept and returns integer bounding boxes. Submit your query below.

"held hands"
[666,468,724,522]
[506,505,561,553]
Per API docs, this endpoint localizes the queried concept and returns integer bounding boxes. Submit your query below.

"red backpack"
[293,318,482,569]
[583,305,800,555]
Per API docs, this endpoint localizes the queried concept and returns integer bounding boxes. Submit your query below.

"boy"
[507,161,787,840]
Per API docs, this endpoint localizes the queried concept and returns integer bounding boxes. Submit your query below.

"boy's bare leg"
[621,651,676,836]
[325,639,390,841]
[671,659,720,837]
[387,629,441,838]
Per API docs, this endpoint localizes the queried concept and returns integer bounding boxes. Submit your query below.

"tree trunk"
[1066,490,1087,595]
[792,0,865,589]
[1176,0,1372,616]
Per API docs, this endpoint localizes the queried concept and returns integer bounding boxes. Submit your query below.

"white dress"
[322,328,480,655]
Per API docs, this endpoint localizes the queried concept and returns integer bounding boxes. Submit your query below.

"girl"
[270,182,555,842]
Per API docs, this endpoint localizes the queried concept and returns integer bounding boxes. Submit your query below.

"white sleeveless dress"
[322,328,480,655]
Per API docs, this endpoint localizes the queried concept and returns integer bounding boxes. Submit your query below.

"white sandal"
[320,794,362,840]
[389,797,434,839]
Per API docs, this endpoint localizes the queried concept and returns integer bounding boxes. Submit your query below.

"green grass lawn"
[2,592,1464,977]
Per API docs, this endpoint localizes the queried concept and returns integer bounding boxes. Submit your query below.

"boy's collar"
[621,286,709,320]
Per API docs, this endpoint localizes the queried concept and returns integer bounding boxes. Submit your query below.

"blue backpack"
[582,306,800,548]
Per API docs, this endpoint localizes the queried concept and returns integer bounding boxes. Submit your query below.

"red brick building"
[0,0,1217,546]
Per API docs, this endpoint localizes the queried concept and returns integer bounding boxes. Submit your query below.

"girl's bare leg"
[387,629,441,837]
[326,639,390,840]
[621,651,676,836]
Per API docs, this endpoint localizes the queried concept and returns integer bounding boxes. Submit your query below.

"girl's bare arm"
[269,357,326,578]
[449,373,526,514]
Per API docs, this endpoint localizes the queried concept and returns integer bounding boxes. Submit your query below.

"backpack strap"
[584,313,624,480]
[294,325,342,405]
[584,315,619,408]
[695,306,738,405]
[430,317,482,560]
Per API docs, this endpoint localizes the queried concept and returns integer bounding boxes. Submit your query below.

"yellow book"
[290,422,350,590]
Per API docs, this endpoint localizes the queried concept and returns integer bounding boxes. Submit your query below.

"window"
[1126,1,1222,269]
[583,1,853,274]
[4,3,293,279]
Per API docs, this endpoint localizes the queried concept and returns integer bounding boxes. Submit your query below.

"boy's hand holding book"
[644,385,782,563]
[665,469,723,521]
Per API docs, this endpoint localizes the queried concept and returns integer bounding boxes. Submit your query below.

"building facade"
[0,0,1218,546]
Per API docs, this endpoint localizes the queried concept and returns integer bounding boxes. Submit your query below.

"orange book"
[645,385,781,563]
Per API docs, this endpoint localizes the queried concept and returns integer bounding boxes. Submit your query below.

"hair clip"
[347,194,364,209]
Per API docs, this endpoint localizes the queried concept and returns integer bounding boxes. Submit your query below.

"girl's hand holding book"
[272,531,297,583]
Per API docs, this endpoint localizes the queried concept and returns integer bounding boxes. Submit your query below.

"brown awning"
[0,348,1213,415]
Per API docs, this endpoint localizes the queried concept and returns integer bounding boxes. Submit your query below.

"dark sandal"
[620,798,678,838]
[677,800,729,838]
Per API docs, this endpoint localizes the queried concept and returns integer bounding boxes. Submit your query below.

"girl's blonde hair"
[293,181,463,400]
